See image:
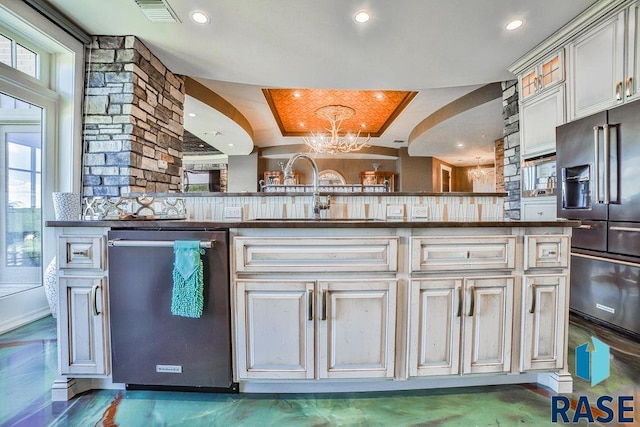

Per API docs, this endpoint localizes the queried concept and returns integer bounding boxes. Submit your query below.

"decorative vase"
[52,192,81,221]
[44,257,57,318]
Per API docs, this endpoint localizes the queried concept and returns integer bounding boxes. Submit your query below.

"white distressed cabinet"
[409,235,515,377]
[520,85,565,158]
[521,275,567,371]
[317,280,396,379]
[520,234,569,371]
[567,8,633,119]
[56,231,110,376]
[233,236,399,381]
[235,280,314,379]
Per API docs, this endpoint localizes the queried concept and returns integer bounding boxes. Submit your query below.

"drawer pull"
[321,290,327,321]
[578,224,593,230]
[541,249,557,257]
[72,249,89,256]
[468,286,475,317]
[529,284,537,314]
[457,287,463,317]
[610,226,640,233]
[91,284,101,316]
[307,290,313,321]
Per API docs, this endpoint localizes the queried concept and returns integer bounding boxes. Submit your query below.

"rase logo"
[551,337,635,424]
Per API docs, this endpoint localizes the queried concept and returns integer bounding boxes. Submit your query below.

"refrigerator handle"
[593,126,602,204]
[603,124,610,204]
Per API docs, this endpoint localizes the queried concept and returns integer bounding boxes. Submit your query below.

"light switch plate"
[224,206,243,219]
[411,205,428,219]
[386,205,404,219]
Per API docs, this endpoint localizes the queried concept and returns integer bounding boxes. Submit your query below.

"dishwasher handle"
[108,239,215,248]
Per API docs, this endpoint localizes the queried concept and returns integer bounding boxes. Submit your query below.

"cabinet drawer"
[58,235,104,269]
[522,202,557,221]
[411,236,516,272]
[234,237,398,273]
[524,235,569,269]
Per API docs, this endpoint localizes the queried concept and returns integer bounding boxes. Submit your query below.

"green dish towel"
[171,241,206,318]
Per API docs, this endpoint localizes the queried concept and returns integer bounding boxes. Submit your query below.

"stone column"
[502,80,520,220]
[82,36,184,196]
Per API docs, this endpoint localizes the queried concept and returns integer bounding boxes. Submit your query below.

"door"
[0,101,42,299]
[462,276,514,374]
[556,111,608,220]
[522,275,566,371]
[409,278,462,376]
[317,280,396,379]
[607,100,640,222]
[58,276,107,375]
[235,280,314,380]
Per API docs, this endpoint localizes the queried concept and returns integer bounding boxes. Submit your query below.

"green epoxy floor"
[1,315,638,426]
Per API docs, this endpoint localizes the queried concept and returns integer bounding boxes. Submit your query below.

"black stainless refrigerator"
[556,99,640,337]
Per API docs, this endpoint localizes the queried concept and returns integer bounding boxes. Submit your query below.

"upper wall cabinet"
[567,5,640,119]
[626,2,640,101]
[519,51,566,158]
[521,85,565,158]
[520,51,564,101]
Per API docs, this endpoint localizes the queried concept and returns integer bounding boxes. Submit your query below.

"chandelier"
[468,156,488,181]
[303,105,371,155]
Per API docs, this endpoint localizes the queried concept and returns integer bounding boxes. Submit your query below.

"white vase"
[52,192,81,221]
[44,257,57,318]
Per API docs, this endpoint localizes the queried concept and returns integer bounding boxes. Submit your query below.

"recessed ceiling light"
[361,123,367,128]
[293,92,302,98]
[198,144,204,148]
[354,10,371,24]
[187,113,197,117]
[299,122,305,127]
[505,19,523,31]
[375,93,384,100]
[456,143,464,148]
[228,143,234,147]
[190,10,209,24]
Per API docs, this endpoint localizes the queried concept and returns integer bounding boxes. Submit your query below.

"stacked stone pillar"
[82,36,184,196]
[501,80,520,220]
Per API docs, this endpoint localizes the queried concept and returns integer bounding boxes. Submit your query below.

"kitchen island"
[47,218,578,400]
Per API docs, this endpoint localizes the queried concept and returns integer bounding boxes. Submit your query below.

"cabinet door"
[409,278,462,377]
[568,11,626,119]
[521,85,565,157]
[626,2,640,101]
[235,281,314,380]
[462,276,514,375]
[521,275,567,371]
[317,280,396,379]
[58,276,108,375]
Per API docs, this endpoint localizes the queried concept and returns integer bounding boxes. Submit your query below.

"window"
[0,32,39,79]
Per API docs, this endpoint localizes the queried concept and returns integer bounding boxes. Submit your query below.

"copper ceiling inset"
[263,89,417,138]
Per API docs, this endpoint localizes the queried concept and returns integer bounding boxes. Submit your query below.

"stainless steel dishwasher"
[107,229,236,392]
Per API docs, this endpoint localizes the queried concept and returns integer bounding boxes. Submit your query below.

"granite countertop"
[46,219,581,229]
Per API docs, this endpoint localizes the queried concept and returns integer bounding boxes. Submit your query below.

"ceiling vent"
[133,0,180,23]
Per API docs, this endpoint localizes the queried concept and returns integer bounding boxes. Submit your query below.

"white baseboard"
[0,287,51,334]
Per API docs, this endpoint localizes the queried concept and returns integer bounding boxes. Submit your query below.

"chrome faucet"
[284,153,330,219]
